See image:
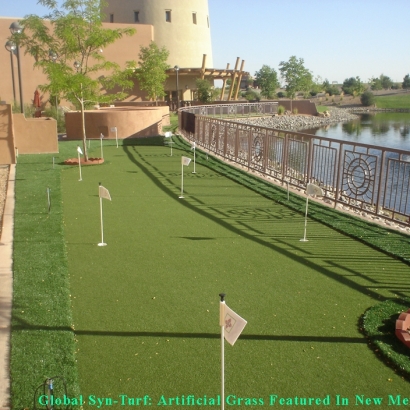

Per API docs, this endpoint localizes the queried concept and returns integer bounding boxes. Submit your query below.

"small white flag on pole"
[99,185,111,201]
[191,142,197,174]
[219,294,247,410]
[179,156,191,198]
[98,183,111,246]
[220,301,247,346]
[100,133,104,160]
[77,145,83,181]
[300,183,323,242]
[181,156,191,166]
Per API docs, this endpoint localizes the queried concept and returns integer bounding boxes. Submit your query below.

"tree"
[342,77,366,96]
[380,74,393,90]
[135,42,170,105]
[279,56,313,110]
[370,74,393,91]
[254,65,279,99]
[13,0,136,161]
[360,91,375,107]
[195,78,218,103]
[402,74,410,90]
[369,77,382,91]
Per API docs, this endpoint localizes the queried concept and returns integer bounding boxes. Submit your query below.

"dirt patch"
[64,158,104,165]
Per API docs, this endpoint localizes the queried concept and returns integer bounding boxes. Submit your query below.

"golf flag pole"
[219,293,247,410]
[77,145,83,181]
[191,141,196,173]
[179,156,191,198]
[100,133,104,160]
[300,183,324,242]
[98,182,111,246]
[46,187,51,213]
[164,131,173,156]
[219,293,226,410]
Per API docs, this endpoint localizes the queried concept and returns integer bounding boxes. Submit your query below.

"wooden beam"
[228,57,240,101]
[234,60,245,100]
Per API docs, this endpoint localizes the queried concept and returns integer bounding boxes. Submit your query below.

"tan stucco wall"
[0,104,15,164]
[0,17,153,108]
[65,106,169,139]
[104,0,213,68]
[13,114,58,154]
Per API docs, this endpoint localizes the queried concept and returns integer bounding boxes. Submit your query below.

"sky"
[1,0,410,84]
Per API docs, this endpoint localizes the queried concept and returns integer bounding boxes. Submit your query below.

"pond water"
[304,112,410,152]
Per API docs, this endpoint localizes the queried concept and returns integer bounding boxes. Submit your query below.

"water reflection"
[305,112,410,151]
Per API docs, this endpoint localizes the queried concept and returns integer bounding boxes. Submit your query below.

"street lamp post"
[174,65,179,110]
[5,40,17,103]
[9,22,24,114]
[49,50,59,119]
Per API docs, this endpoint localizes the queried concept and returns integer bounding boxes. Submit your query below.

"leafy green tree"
[254,65,279,99]
[402,74,410,90]
[380,74,393,90]
[360,91,375,107]
[13,0,136,161]
[195,78,218,103]
[342,76,366,96]
[369,77,382,91]
[279,56,313,110]
[135,42,170,105]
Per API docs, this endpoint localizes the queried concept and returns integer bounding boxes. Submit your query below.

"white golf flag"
[306,183,323,197]
[221,303,247,346]
[77,146,83,155]
[99,185,111,201]
[100,133,104,139]
[181,156,191,166]
[191,142,196,150]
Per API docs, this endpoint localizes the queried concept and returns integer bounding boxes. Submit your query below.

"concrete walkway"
[0,164,15,410]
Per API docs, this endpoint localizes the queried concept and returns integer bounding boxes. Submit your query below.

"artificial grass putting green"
[11,154,79,409]
[11,137,410,409]
[59,138,410,408]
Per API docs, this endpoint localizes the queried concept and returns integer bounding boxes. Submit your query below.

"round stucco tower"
[105,0,213,68]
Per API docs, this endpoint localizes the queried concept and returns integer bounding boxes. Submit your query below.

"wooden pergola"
[166,55,249,101]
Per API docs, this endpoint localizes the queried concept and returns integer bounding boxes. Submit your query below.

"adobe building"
[0,0,248,111]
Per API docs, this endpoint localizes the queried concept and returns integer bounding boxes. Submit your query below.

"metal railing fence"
[178,103,410,226]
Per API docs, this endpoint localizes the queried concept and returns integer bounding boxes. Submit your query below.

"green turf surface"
[374,93,410,109]
[57,138,410,409]
[11,154,79,409]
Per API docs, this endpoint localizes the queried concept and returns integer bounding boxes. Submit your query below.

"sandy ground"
[0,166,9,240]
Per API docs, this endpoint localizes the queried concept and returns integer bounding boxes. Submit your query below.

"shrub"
[360,91,375,107]
[244,89,260,102]
[293,108,298,115]
[277,91,286,98]
[277,105,285,115]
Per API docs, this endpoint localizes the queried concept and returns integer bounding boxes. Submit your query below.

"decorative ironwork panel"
[311,144,337,192]
[217,122,226,155]
[286,138,308,182]
[383,158,410,215]
[250,128,264,170]
[341,151,377,205]
[226,126,236,159]
[266,131,284,177]
[238,126,249,165]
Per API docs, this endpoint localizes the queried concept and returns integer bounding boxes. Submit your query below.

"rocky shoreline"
[234,107,377,131]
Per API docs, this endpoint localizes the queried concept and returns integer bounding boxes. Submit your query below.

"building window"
[109,13,114,23]
[134,11,140,23]
[165,10,171,22]
[192,12,197,24]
